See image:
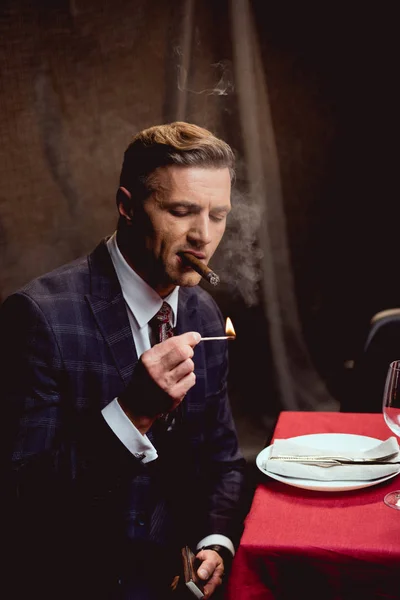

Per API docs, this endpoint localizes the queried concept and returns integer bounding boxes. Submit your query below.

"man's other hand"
[195,548,225,598]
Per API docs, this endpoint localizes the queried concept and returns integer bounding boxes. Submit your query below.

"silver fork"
[268,451,400,467]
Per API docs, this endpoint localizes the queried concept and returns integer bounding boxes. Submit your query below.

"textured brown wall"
[0,0,176,298]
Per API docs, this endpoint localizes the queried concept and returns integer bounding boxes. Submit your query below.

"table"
[225,411,400,600]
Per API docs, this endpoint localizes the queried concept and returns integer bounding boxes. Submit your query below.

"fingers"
[166,357,194,385]
[159,363,196,403]
[203,573,223,599]
[140,332,200,402]
[154,342,194,373]
[142,333,200,369]
[196,550,224,598]
[147,332,200,368]
[169,371,196,407]
[154,331,200,353]
[182,331,201,348]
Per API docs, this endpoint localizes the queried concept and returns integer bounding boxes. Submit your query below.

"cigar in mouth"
[178,252,220,286]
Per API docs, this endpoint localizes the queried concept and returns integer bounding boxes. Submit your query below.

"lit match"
[200,317,236,342]
[178,252,220,286]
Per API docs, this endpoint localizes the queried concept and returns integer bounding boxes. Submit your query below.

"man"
[2,122,246,599]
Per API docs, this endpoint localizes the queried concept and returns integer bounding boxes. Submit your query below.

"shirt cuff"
[196,534,235,556]
[101,398,158,463]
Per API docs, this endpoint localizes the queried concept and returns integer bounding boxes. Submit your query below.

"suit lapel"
[85,240,137,388]
[175,288,206,417]
[175,287,199,336]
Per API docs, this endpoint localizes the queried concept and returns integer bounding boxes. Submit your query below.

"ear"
[117,186,133,221]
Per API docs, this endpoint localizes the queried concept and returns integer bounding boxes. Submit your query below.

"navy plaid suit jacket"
[1,239,245,599]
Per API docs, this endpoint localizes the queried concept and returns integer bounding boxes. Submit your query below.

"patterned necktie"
[151,302,177,431]
[153,302,174,343]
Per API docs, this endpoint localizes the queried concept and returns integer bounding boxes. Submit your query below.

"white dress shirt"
[102,232,179,463]
[101,232,234,557]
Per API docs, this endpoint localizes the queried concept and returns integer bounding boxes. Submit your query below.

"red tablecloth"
[225,411,400,600]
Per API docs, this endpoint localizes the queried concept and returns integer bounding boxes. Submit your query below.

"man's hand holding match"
[118,332,201,434]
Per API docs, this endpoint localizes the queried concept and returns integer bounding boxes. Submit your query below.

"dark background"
[0,0,398,458]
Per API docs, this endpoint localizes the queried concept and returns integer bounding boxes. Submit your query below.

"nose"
[187,215,212,247]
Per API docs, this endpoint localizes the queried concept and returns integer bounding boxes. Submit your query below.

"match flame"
[225,317,236,338]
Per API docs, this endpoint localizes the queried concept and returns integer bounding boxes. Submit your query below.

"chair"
[342,309,400,413]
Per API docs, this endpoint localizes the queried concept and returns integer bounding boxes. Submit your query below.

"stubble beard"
[162,260,202,289]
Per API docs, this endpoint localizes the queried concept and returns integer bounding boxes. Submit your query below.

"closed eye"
[210,205,231,222]
[168,203,199,217]
[170,209,191,217]
[166,202,230,221]
[210,213,227,222]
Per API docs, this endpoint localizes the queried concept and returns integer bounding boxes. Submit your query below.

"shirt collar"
[106,232,179,329]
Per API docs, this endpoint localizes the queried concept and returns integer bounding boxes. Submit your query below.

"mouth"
[176,252,220,286]
[177,250,207,262]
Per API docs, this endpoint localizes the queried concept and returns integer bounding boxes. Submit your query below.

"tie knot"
[155,302,172,326]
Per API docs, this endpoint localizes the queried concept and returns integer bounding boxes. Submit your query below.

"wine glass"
[382,360,400,509]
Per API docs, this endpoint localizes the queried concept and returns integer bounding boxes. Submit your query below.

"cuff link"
[134,452,146,461]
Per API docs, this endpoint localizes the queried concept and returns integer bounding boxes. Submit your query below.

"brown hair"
[118,121,235,203]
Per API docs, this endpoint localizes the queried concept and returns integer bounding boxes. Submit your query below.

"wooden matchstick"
[199,336,236,342]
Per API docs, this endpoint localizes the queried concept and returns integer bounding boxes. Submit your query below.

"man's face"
[119,165,231,297]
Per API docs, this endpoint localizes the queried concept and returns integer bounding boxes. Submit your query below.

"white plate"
[256,433,400,492]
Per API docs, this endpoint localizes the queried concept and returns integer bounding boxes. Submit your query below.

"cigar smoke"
[176,57,234,96]
[179,252,220,286]
[211,187,264,306]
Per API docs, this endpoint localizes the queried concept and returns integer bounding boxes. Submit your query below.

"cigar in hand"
[179,252,220,286]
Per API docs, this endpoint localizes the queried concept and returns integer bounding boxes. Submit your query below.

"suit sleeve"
[196,305,247,549]
[202,357,247,547]
[1,291,144,491]
[0,292,146,594]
